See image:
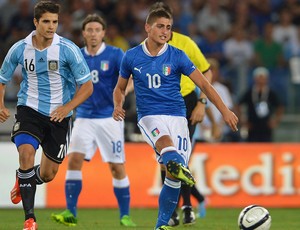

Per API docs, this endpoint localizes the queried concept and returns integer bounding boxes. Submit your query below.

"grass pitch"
[0,208,299,229]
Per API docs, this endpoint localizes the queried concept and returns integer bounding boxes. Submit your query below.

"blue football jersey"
[76,43,124,118]
[0,31,91,117]
[120,42,196,120]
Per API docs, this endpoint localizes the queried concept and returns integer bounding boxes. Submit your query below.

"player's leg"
[10,107,41,205]
[10,139,39,204]
[155,137,191,228]
[180,118,197,225]
[108,163,136,227]
[188,131,207,219]
[99,117,136,227]
[190,185,206,217]
[138,116,194,185]
[181,90,209,223]
[10,106,43,229]
[29,115,72,227]
[138,119,180,228]
[51,152,84,226]
[65,153,84,219]
[160,164,180,227]
[13,137,61,230]
[154,132,195,186]
[156,173,181,229]
[138,115,194,229]
[37,112,71,184]
[180,90,200,225]
[15,141,38,224]
[52,118,94,226]
[180,183,196,225]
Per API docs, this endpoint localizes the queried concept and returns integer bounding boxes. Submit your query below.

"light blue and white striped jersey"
[0,31,91,117]
[76,43,123,118]
[120,41,196,121]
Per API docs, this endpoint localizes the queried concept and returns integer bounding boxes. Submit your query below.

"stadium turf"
[0,208,298,229]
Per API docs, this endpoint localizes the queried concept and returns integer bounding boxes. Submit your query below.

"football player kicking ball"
[51,14,136,227]
[113,8,238,230]
[149,2,217,226]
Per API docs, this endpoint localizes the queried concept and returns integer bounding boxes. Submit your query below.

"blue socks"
[161,149,185,166]
[65,170,82,217]
[65,180,82,217]
[65,171,131,219]
[113,177,130,218]
[155,178,181,228]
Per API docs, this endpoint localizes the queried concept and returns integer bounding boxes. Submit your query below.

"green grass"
[0,208,299,229]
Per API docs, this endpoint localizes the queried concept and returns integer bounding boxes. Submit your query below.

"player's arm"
[205,105,221,140]
[186,37,213,124]
[190,69,213,125]
[189,69,238,132]
[50,80,93,122]
[113,76,128,121]
[199,69,212,99]
[125,76,134,95]
[0,45,20,123]
[0,83,10,123]
[65,80,93,110]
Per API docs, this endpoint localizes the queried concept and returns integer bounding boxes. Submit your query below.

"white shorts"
[68,118,125,163]
[137,115,191,165]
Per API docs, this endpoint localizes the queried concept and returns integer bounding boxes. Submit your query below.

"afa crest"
[48,60,58,71]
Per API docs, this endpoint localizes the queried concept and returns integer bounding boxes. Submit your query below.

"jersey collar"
[84,42,106,56]
[142,38,168,57]
[25,30,60,46]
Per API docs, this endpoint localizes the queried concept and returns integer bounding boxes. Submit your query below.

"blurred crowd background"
[0,0,300,142]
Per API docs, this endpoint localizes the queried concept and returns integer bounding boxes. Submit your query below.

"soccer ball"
[238,205,271,230]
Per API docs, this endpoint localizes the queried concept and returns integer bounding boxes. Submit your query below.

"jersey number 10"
[147,73,161,88]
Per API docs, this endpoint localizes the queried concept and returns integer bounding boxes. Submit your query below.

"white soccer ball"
[238,205,271,230]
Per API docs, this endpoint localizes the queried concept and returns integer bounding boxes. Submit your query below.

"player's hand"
[113,105,125,121]
[190,103,205,125]
[0,107,10,123]
[223,110,239,132]
[50,105,71,122]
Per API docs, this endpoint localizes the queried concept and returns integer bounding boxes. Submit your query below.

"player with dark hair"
[113,8,238,230]
[51,14,136,227]
[149,1,215,226]
[0,1,93,229]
